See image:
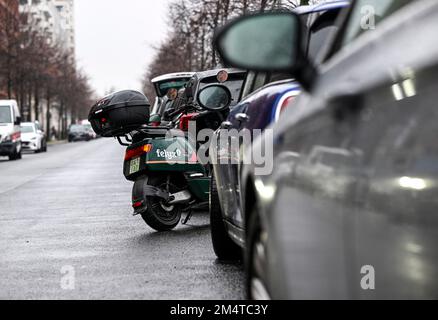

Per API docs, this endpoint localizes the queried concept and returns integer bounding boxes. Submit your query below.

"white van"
[0,100,22,160]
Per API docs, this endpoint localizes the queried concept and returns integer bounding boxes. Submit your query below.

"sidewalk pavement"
[47,140,67,146]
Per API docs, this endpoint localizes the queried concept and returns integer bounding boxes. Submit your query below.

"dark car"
[68,124,93,142]
[215,0,437,299]
[209,1,349,260]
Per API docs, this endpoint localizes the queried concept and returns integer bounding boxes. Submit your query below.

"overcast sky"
[75,0,171,97]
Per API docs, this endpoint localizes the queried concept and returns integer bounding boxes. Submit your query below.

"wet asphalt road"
[0,139,244,300]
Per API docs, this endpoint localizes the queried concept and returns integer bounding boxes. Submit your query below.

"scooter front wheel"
[141,175,182,232]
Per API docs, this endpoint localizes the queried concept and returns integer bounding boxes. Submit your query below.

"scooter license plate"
[129,158,141,175]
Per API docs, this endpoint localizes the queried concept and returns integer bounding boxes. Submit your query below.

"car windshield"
[0,106,12,124]
[70,125,86,132]
[21,125,35,133]
[157,78,192,97]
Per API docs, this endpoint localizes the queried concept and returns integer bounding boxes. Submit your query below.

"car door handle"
[221,121,233,129]
[235,113,250,123]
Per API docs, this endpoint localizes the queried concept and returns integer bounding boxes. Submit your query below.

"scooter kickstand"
[182,210,193,225]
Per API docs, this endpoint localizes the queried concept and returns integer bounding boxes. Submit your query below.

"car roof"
[0,100,16,107]
[151,72,196,83]
[193,68,246,80]
[294,0,350,15]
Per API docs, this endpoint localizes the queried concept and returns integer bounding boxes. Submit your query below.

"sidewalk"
[47,139,67,146]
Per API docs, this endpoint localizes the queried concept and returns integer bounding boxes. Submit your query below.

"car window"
[341,0,412,47]
[240,71,256,99]
[0,106,12,123]
[162,99,174,114]
[223,79,245,105]
[269,72,293,82]
[21,125,35,133]
[307,13,340,61]
[252,72,268,92]
[70,125,85,132]
[156,78,191,97]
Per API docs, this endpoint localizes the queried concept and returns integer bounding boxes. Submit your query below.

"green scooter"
[120,84,233,231]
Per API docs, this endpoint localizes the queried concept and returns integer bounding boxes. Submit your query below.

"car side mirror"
[197,84,232,111]
[214,12,315,90]
[14,116,21,125]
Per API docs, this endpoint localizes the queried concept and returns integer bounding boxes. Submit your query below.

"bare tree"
[141,0,302,101]
[1,8,94,139]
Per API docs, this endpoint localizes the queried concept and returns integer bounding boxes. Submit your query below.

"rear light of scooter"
[179,113,199,132]
[150,122,161,127]
[132,200,144,208]
[274,91,300,122]
[124,144,153,161]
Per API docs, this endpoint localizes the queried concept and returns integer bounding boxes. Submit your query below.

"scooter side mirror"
[197,84,232,111]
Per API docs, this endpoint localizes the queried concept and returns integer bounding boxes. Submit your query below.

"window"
[341,0,412,47]
[69,125,85,133]
[307,13,340,61]
[21,125,35,133]
[240,71,256,100]
[268,72,293,83]
[252,72,268,92]
[223,79,245,106]
[0,106,12,124]
[157,78,191,97]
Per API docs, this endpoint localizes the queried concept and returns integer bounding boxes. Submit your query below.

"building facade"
[17,0,76,138]
[0,0,20,98]
[54,0,75,55]
[19,0,64,47]
[18,0,75,54]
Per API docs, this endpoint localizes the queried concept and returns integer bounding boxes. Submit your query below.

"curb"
[47,140,67,146]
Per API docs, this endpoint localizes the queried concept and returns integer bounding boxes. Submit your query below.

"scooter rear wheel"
[141,175,182,232]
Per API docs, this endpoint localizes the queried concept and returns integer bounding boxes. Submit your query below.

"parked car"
[0,100,22,161]
[68,124,93,142]
[215,0,437,299]
[20,122,47,153]
[209,0,349,260]
[80,120,97,139]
